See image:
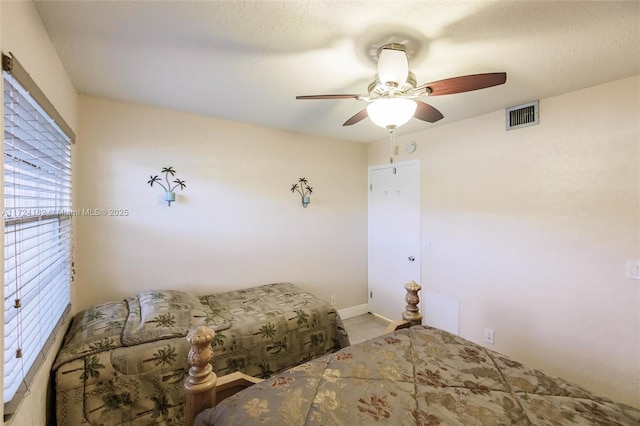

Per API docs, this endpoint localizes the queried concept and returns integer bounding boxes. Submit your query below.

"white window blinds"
[3,67,72,409]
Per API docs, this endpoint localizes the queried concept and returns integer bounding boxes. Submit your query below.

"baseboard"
[338,304,369,319]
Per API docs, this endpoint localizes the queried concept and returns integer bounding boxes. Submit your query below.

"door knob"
[408,256,415,262]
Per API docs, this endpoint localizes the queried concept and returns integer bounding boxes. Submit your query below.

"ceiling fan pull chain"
[389,129,395,164]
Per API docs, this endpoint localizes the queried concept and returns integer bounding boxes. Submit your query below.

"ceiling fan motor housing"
[368,72,417,100]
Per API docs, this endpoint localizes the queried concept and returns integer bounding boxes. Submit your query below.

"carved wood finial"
[383,281,423,334]
[402,280,422,326]
[185,326,217,426]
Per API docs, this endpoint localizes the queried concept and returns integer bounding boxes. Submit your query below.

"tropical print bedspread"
[53,283,349,426]
[198,325,640,425]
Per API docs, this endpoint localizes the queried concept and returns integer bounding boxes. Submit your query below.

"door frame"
[367,159,422,320]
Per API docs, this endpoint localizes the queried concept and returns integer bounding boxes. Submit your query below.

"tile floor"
[343,313,392,345]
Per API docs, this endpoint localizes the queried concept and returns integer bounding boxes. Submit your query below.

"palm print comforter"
[197,325,640,425]
[53,283,349,425]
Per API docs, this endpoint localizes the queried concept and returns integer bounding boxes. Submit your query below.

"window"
[2,52,75,416]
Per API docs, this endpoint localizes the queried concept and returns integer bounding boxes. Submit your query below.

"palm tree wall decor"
[290,177,313,208]
[147,167,187,206]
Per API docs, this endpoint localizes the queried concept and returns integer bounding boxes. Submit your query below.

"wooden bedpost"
[384,280,423,334]
[184,327,263,424]
[185,326,217,426]
[401,280,422,326]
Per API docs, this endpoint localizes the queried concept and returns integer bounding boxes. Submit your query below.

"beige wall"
[74,95,368,311]
[1,1,78,424]
[369,75,640,408]
[1,1,77,132]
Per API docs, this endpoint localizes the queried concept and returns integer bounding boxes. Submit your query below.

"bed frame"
[184,281,422,426]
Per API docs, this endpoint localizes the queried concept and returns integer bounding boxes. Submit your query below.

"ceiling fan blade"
[296,94,360,100]
[343,109,369,126]
[417,72,507,96]
[414,101,444,123]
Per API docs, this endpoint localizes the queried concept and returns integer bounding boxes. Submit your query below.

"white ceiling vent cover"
[506,100,539,130]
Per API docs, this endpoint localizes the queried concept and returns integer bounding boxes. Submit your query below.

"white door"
[368,160,421,321]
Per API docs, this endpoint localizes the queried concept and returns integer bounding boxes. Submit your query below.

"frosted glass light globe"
[367,98,417,129]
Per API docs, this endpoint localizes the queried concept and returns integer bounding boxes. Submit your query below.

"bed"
[52,282,349,426]
[186,283,640,426]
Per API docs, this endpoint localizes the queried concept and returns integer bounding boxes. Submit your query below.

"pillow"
[53,300,128,369]
[122,290,230,346]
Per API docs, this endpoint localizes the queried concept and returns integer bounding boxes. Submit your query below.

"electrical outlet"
[484,328,495,344]
[330,295,336,305]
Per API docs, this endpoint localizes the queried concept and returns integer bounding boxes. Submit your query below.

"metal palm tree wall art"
[290,177,313,208]
[148,167,187,206]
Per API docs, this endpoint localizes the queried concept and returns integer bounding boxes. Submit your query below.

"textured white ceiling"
[35,1,639,143]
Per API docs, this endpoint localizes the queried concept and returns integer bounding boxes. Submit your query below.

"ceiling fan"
[296,43,507,131]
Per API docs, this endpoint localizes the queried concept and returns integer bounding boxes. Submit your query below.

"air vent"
[506,101,539,130]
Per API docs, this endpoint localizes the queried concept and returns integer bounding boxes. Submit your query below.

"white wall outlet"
[625,260,640,280]
[330,295,336,305]
[484,328,495,344]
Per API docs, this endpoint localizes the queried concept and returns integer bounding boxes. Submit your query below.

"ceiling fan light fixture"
[377,44,409,86]
[366,98,417,129]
